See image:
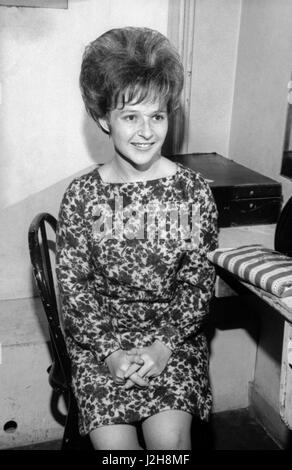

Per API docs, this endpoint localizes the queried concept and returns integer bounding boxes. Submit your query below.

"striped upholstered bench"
[207,244,292,299]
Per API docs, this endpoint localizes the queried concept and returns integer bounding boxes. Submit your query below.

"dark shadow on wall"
[206,294,260,354]
[162,104,186,157]
[206,292,285,383]
[82,112,112,165]
[206,285,287,368]
[285,431,292,450]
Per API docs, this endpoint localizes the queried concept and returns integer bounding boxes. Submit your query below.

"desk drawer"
[232,185,282,200]
[215,197,282,227]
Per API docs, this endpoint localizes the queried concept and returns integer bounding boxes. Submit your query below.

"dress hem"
[80,405,210,437]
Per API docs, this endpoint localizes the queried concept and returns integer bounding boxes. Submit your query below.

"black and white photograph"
[0,0,292,456]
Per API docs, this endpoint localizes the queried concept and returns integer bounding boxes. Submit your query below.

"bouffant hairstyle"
[79,27,184,131]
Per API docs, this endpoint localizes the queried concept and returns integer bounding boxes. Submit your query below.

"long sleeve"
[153,176,218,352]
[56,178,121,362]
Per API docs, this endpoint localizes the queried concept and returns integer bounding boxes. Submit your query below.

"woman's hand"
[124,340,172,389]
[105,349,148,387]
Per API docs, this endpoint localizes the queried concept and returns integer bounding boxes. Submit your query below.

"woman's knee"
[142,411,192,450]
[148,429,191,450]
[89,424,143,450]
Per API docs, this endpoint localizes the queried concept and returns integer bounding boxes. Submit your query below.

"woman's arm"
[153,176,218,352]
[56,178,121,363]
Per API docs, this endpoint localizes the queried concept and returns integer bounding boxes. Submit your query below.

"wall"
[0,297,67,448]
[0,0,169,211]
[229,0,292,204]
[188,0,241,156]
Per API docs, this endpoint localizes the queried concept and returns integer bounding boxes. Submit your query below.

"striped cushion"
[207,244,292,298]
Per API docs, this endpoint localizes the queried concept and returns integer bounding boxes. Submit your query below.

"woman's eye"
[153,114,166,121]
[124,115,136,121]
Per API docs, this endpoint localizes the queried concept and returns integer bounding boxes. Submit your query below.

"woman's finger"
[127,372,149,388]
[126,348,143,356]
[115,374,125,384]
[124,379,136,389]
[124,362,141,378]
[144,370,154,379]
[135,363,153,379]
[128,354,144,365]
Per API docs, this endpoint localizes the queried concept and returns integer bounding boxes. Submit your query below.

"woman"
[56,26,218,450]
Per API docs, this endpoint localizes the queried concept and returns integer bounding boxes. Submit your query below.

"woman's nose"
[137,119,153,139]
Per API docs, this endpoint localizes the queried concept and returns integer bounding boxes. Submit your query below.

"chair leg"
[61,391,81,450]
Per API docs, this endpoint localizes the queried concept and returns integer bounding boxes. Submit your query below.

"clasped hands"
[105,340,172,389]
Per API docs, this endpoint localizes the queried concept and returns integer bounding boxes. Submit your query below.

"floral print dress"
[56,162,218,436]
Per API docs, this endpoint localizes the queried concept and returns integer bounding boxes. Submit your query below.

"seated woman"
[56,26,218,450]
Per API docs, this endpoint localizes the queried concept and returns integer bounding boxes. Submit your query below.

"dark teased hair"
[79,27,184,130]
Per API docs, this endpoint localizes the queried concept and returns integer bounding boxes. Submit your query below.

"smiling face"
[99,98,169,168]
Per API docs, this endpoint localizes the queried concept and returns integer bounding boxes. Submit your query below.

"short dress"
[56,162,218,436]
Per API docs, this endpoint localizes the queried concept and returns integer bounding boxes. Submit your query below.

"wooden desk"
[217,267,292,431]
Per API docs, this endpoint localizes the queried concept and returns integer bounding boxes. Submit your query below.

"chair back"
[28,212,71,390]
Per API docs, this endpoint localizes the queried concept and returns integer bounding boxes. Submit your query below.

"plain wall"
[188,0,241,156]
[229,0,292,204]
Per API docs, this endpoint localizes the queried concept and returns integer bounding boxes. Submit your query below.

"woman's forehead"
[116,92,167,110]
[114,85,167,109]
[117,99,167,112]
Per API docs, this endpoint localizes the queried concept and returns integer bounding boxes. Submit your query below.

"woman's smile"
[131,142,155,150]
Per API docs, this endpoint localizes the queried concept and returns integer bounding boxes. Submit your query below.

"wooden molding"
[167,0,196,154]
[0,0,68,8]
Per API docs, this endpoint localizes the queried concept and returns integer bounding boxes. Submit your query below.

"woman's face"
[101,98,168,167]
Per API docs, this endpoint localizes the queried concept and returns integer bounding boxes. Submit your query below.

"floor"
[8,408,282,451]
[206,409,281,450]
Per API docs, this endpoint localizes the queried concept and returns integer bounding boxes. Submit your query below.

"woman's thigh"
[142,410,192,450]
[89,424,143,450]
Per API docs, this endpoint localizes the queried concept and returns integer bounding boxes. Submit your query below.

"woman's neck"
[112,156,164,182]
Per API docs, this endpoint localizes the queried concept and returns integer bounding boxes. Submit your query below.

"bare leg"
[89,423,143,450]
[142,410,192,450]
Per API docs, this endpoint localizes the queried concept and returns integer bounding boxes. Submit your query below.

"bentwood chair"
[28,212,91,450]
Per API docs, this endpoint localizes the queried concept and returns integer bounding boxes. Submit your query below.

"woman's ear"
[98,117,111,135]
